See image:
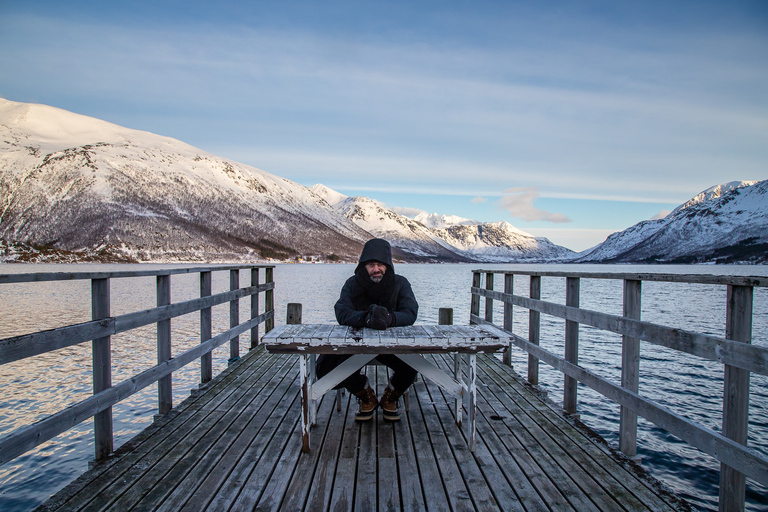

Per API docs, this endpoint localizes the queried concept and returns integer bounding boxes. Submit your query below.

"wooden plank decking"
[39,345,689,511]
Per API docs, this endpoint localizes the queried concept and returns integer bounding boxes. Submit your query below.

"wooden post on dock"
[470,272,481,324]
[528,276,541,386]
[439,307,453,326]
[229,269,240,364]
[720,284,753,511]
[265,267,275,333]
[620,279,641,458]
[564,277,580,415]
[485,272,494,323]
[92,278,113,460]
[157,274,172,415]
[287,303,303,325]
[251,268,260,348]
[502,274,513,365]
[200,271,213,384]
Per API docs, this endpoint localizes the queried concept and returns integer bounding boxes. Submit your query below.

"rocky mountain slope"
[0,98,375,262]
[576,180,768,264]
[0,98,573,263]
[311,185,576,262]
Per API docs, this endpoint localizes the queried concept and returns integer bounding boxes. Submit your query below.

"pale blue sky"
[1,0,766,250]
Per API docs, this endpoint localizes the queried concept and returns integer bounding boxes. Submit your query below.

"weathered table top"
[261,324,511,354]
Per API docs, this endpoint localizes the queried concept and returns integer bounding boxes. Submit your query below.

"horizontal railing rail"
[469,269,766,511]
[0,265,275,467]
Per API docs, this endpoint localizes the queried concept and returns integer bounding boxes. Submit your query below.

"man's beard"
[370,275,383,283]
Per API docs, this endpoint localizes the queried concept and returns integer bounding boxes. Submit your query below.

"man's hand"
[366,305,394,330]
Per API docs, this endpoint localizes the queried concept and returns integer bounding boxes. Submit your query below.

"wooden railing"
[469,269,767,512]
[0,265,275,465]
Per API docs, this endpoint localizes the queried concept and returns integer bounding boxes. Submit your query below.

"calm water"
[0,262,766,511]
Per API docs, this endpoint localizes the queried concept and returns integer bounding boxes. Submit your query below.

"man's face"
[365,261,387,283]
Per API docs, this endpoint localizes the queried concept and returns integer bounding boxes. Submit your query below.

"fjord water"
[0,263,766,511]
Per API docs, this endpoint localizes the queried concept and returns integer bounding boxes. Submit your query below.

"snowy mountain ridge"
[576,179,768,264]
[0,98,573,263]
[308,184,575,262]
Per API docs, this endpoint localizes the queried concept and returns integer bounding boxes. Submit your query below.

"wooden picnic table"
[261,324,512,452]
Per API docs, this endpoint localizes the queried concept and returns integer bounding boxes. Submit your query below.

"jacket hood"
[356,238,394,271]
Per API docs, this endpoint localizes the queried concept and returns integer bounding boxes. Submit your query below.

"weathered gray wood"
[620,278,641,457]
[0,313,270,467]
[478,353,675,512]
[502,273,513,365]
[229,269,240,363]
[473,286,768,376]
[720,284,753,512]
[563,276,579,415]
[265,267,275,333]
[0,283,270,364]
[287,302,303,325]
[251,267,260,348]
[470,269,768,288]
[470,271,481,322]
[0,264,274,284]
[262,324,510,354]
[528,275,541,386]
[41,347,686,511]
[438,307,453,325]
[91,277,113,461]
[485,271,494,323]
[157,274,172,415]
[506,330,768,486]
[200,271,212,384]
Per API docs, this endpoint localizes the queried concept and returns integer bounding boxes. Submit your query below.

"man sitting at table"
[316,238,419,422]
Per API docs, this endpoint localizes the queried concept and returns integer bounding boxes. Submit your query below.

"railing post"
[502,273,514,365]
[619,279,643,457]
[265,267,275,333]
[620,279,641,457]
[91,277,113,460]
[200,271,213,384]
[563,277,580,415]
[720,285,753,512]
[250,267,260,348]
[229,269,240,364]
[528,275,541,386]
[485,272,494,323]
[470,271,481,324]
[157,274,172,415]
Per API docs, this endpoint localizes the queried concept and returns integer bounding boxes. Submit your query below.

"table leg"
[468,354,477,452]
[299,354,311,453]
[454,353,463,427]
[309,354,317,426]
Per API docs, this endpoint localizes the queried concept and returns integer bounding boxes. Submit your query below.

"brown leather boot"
[380,386,402,422]
[354,386,378,421]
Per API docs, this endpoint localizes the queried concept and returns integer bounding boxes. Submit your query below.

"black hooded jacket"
[334,239,418,327]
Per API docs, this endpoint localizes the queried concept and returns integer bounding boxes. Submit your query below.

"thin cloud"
[650,209,672,220]
[471,196,487,204]
[497,187,572,223]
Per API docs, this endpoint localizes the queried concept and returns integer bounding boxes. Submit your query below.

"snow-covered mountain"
[0,98,373,262]
[0,98,574,263]
[433,221,576,262]
[309,185,468,261]
[413,212,479,229]
[311,184,575,262]
[576,180,768,264]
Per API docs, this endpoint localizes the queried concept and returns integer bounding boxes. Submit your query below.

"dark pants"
[315,354,417,395]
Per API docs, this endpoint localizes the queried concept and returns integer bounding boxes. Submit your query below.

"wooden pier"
[39,345,686,511]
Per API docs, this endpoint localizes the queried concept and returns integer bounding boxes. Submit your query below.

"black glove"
[366,305,394,330]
